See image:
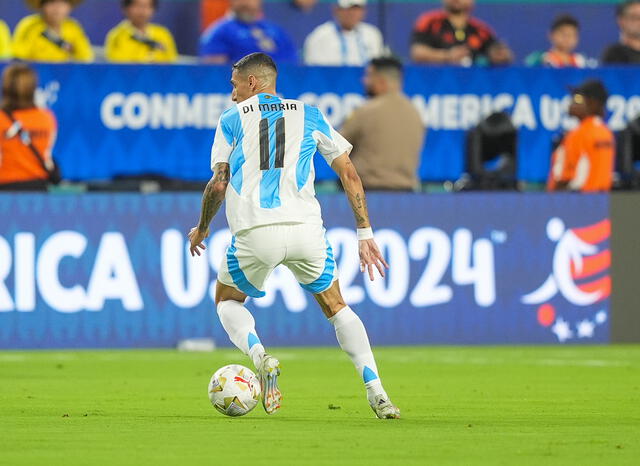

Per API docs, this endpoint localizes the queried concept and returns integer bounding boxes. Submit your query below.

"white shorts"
[217,223,338,298]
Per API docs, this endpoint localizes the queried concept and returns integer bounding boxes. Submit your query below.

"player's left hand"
[359,239,389,281]
[188,227,209,257]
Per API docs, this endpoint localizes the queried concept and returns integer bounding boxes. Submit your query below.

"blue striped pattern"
[300,240,336,294]
[258,94,283,209]
[296,104,317,191]
[222,107,245,195]
[315,107,332,139]
[226,237,265,298]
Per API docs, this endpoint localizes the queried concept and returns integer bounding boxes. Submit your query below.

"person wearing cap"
[525,14,590,68]
[105,0,177,63]
[0,20,11,60]
[199,0,297,64]
[12,0,93,62]
[340,57,424,191]
[303,0,384,66]
[601,0,640,64]
[410,0,512,66]
[548,79,614,192]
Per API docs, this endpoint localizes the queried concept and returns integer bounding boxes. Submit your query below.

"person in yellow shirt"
[13,0,93,62]
[0,20,12,59]
[105,0,178,63]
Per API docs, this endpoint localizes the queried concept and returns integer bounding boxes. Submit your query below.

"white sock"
[329,306,387,403]
[216,300,266,369]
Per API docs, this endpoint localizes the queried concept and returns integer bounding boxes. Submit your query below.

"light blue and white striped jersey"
[211,93,352,234]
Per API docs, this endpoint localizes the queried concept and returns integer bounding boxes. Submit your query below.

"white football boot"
[257,354,281,415]
[369,395,401,419]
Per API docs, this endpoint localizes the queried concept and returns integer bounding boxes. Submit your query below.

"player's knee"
[215,281,246,305]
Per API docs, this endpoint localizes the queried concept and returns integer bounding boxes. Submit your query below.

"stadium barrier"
[0,192,614,349]
[1,63,639,183]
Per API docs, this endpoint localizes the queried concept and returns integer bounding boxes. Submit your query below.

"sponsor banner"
[0,193,609,348]
[1,64,639,182]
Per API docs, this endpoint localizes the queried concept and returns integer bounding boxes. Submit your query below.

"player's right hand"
[358,239,389,281]
[188,227,209,257]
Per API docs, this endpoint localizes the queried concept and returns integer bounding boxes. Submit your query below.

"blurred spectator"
[410,0,512,66]
[303,0,384,66]
[199,0,297,64]
[601,0,640,64]
[0,20,11,60]
[293,0,318,12]
[340,57,424,190]
[548,79,614,192]
[13,0,93,62]
[105,0,178,63]
[525,15,588,68]
[0,63,57,191]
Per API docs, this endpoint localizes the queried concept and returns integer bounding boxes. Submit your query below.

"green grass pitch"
[0,346,638,465]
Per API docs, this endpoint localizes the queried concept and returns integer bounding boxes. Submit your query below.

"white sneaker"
[370,395,400,419]
[257,354,281,415]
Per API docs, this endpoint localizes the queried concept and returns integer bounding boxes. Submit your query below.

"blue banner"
[2,64,638,183]
[0,193,610,349]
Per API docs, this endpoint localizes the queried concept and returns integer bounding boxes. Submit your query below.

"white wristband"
[357,227,374,241]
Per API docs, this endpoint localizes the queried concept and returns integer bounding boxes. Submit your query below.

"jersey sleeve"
[210,113,234,171]
[313,108,353,166]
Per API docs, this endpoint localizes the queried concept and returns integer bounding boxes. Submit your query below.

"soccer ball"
[208,364,261,417]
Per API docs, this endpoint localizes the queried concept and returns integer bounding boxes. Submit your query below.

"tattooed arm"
[331,153,370,228]
[188,162,230,256]
[331,153,388,280]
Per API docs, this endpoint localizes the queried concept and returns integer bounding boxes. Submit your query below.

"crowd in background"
[1,0,640,66]
[0,0,636,193]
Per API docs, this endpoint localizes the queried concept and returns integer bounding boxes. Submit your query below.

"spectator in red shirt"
[410,0,512,66]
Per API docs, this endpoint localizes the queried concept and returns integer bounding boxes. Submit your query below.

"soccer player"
[188,52,400,419]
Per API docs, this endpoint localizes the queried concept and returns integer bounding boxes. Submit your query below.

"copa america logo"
[521,217,610,342]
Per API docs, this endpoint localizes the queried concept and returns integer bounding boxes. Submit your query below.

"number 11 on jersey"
[259,117,285,171]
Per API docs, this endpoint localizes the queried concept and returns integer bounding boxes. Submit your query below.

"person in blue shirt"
[199,0,298,64]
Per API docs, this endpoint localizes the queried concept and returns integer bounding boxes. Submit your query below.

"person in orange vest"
[0,63,57,191]
[548,79,615,192]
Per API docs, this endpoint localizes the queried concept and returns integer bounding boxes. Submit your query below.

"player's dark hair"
[369,56,403,81]
[616,0,640,17]
[550,14,579,31]
[121,0,159,8]
[233,53,278,76]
